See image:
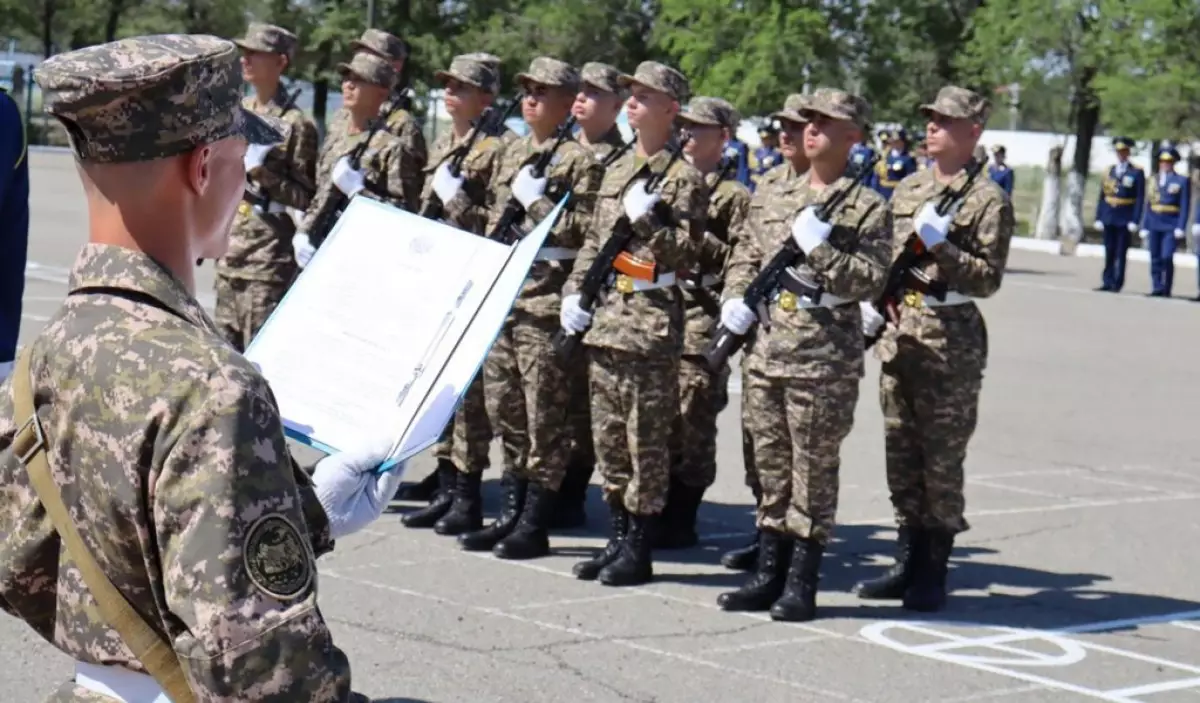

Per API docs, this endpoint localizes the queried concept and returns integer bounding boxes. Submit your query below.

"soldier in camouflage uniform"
[716,88,891,622]
[461,52,521,148]
[4,34,404,701]
[854,86,1013,613]
[212,23,318,353]
[560,61,708,587]
[720,94,812,573]
[457,57,604,560]
[656,96,750,550]
[402,55,505,535]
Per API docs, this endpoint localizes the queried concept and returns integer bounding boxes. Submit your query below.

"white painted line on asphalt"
[1105,677,1200,697]
[970,479,1075,501]
[21,313,50,322]
[508,592,646,611]
[843,491,1200,526]
[704,634,828,654]
[1171,621,1200,632]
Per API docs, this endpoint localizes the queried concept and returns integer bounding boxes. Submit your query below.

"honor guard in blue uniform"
[750,123,782,189]
[870,127,917,199]
[1138,144,1189,297]
[850,137,876,172]
[1093,136,1144,293]
[0,86,28,384]
[726,134,753,190]
[987,145,1013,196]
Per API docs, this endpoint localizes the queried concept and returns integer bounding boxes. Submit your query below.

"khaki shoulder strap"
[10,349,196,703]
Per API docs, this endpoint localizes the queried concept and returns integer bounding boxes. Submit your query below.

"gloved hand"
[1126,222,1138,234]
[332,156,365,198]
[244,144,271,172]
[1092,220,1103,232]
[0,359,12,385]
[312,435,405,540]
[790,206,833,255]
[432,162,464,204]
[293,233,315,268]
[720,299,756,335]
[914,202,952,249]
[1139,229,1149,240]
[1174,228,1185,239]
[860,301,885,337]
[622,179,660,222]
[511,165,547,209]
[560,294,592,333]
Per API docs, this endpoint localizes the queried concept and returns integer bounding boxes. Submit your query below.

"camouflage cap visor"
[771,108,808,125]
[232,35,278,55]
[677,111,721,127]
[617,74,677,101]
[515,73,578,93]
[918,100,978,122]
[434,68,486,91]
[337,61,389,88]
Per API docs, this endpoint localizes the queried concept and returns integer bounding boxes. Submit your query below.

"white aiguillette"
[244,194,568,472]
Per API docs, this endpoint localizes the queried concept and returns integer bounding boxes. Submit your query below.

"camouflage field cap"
[232,22,297,60]
[799,87,871,129]
[338,52,395,89]
[516,57,580,92]
[618,61,689,102]
[919,85,991,124]
[581,62,623,95]
[771,93,811,124]
[34,34,284,164]
[350,28,407,61]
[435,54,499,94]
[679,96,740,130]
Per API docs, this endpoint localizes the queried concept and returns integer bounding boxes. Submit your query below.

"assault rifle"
[681,152,742,323]
[487,115,577,244]
[551,131,693,360]
[863,156,987,350]
[419,96,522,221]
[702,153,879,373]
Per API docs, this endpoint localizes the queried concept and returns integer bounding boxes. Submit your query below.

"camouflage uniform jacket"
[487,132,604,318]
[300,123,412,238]
[581,125,628,165]
[420,125,504,235]
[681,173,750,356]
[216,88,319,282]
[0,244,358,700]
[725,171,891,379]
[563,144,709,358]
[874,167,1014,369]
[327,95,428,206]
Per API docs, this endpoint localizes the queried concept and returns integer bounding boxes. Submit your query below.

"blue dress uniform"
[869,130,917,199]
[850,141,876,173]
[725,137,753,190]
[987,145,1014,196]
[752,143,782,181]
[0,87,29,375]
[1093,137,1144,292]
[1139,147,1189,297]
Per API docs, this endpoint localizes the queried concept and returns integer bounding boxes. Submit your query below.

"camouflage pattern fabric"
[682,175,750,356]
[431,422,454,463]
[580,62,624,96]
[232,22,298,58]
[213,274,294,353]
[581,124,628,165]
[875,161,1014,536]
[618,61,690,103]
[299,123,414,236]
[451,376,492,475]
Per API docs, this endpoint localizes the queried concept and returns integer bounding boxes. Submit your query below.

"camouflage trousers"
[451,375,492,474]
[213,273,293,353]
[432,421,454,463]
[588,347,679,516]
[483,313,571,489]
[670,355,729,488]
[740,361,758,493]
[879,351,980,536]
[744,369,858,544]
[566,354,594,468]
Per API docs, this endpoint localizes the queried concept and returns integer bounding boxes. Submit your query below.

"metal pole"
[366,0,376,28]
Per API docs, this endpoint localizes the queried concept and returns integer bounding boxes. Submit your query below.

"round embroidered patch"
[243,514,313,601]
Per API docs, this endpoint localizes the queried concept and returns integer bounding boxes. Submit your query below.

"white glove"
[0,359,12,385]
[1174,228,1185,239]
[720,299,756,335]
[790,206,833,255]
[622,179,660,222]
[312,436,406,540]
[860,301,885,337]
[560,294,592,334]
[292,233,315,268]
[1092,220,1103,232]
[332,156,365,198]
[1139,229,1149,240]
[432,162,464,204]
[511,165,547,209]
[914,202,952,249]
[244,144,271,172]
[1126,222,1138,234]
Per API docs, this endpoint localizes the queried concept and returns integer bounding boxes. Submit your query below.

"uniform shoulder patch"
[243,513,313,601]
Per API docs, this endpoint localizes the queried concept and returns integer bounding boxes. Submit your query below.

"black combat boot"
[493,481,558,560]
[769,538,824,622]
[401,460,456,528]
[552,459,594,529]
[573,500,628,581]
[458,472,527,551]
[720,484,763,571]
[598,512,655,587]
[655,479,706,550]
[392,466,442,502]
[902,529,954,612]
[853,525,916,599]
[716,530,791,611]
[433,471,483,536]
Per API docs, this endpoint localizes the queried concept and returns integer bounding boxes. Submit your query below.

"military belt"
[1105,197,1135,207]
[1151,204,1180,214]
[609,271,677,293]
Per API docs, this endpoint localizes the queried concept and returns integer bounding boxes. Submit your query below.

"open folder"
[244,194,569,472]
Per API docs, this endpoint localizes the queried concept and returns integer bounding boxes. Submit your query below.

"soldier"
[6,33,404,700]
[719,94,812,573]
[1137,145,1189,297]
[401,54,504,534]
[850,134,876,172]
[1092,136,1144,293]
[987,145,1013,196]
[715,88,889,621]
[0,83,27,385]
[212,22,318,353]
[560,61,707,586]
[854,85,1014,613]
[752,123,783,187]
[458,57,603,559]
[871,128,917,200]
[461,52,521,147]
[657,96,751,549]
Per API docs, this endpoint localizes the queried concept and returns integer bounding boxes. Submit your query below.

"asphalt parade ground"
[7,149,1200,702]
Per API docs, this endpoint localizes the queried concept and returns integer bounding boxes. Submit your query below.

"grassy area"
[1009,165,1102,242]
